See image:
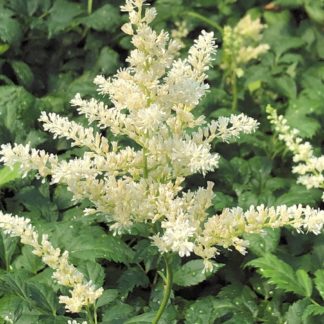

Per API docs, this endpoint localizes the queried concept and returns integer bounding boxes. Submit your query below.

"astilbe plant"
[0,1,324,323]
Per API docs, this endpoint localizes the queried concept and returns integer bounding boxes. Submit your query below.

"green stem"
[143,149,148,178]
[231,72,238,112]
[152,255,173,324]
[86,305,95,324]
[87,0,93,15]
[185,11,223,34]
[93,304,98,324]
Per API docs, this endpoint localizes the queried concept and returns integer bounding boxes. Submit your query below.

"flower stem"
[185,11,223,34]
[143,149,148,178]
[152,255,173,324]
[86,305,95,324]
[231,72,238,112]
[87,0,93,15]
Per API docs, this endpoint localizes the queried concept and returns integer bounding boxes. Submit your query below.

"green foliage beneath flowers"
[0,0,323,323]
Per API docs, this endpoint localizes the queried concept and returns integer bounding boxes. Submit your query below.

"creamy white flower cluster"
[195,204,324,271]
[0,0,259,248]
[267,105,324,201]
[221,15,270,78]
[0,211,103,313]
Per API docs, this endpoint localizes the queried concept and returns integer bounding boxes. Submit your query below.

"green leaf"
[96,47,119,75]
[0,270,32,300]
[246,254,311,297]
[0,294,24,322]
[96,289,119,308]
[16,186,58,222]
[47,0,83,37]
[0,43,9,54]
[173,260,223,287]
[314,270,324,299]
[270,75,297,99]
[244,228,280,256]
[0,8,22,45]
[0,232,19,270]
[212,192,234,211]
[273,0,303,8]
[296,269,313,297]
[285,299,310,324]
[273,36,304,59]
[78,261,105,287]
[303,304,324,320]
[27,282,59,315]
[10,61,34,89]
[102,302,134,323]
[51,223,135,264]
[217,284,259,321]
[0,86,38,143]
[0,165,21,188]
[305,3,324,24]
[13,246,44,274]
[286,103,321,138]
[117,267,149,295]
[276,185,322,206]
[80,4,121,32]
[185,297,234,324]
[124,312,155,324]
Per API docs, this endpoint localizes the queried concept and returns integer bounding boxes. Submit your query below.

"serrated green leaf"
[303,304,324,320]
[27,282,59,315]
[173,260,223,287]
[185,297,234,324]
[50,223,134,264]
[0,294,23,321]
[275,185,322,206]
[96,289,119,308]
[0,270,32,300]
[117,267,149,295]
[270,75,297,99]
[296,269,312,297]
[47,0,83,37]
[102,302,134,323]
[78,261,105,287]
[16,186,58,222]
[79,4,121,32]
[13,246,44,274]
[70,232,134,264]
[246,254,310,297]
[244,228,280,256]
[286,298,310,324]
[218,284,259,321]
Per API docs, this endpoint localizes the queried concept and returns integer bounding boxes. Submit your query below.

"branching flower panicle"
[1,0,321,280]
[0,0,259,254]
[267,105,324,201]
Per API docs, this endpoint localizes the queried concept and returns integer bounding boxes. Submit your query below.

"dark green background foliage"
[0,0,323,323]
